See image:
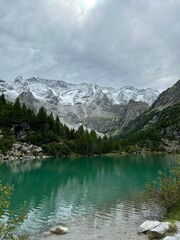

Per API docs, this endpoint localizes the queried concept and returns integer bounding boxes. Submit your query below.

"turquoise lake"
[0,154,176,239]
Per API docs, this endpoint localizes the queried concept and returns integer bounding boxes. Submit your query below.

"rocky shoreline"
[0,142,47,161]
[138,220,180,240]
[0,142,179,162]
[28,221,180,240]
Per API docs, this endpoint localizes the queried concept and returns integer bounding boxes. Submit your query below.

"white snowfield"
[0,76,159,106]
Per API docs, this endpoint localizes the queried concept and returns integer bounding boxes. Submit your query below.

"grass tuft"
[147,231,162,240]
[168,222,177,234]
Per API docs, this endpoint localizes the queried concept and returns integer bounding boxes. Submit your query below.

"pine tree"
[0,94,6,106]
[36,107,47,130]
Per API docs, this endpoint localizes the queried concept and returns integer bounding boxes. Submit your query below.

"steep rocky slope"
[119,80,180,152]
[151,80,180,109]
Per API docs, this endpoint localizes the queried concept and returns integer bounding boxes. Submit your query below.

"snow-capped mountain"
[0,76,159,133]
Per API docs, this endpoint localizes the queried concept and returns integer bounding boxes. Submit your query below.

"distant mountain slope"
[151,80,180,109]
[119,80,180,152]
[0,76,159,133]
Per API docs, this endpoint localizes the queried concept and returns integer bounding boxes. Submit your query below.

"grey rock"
[21,145,29,153]
[42,231,51,237]
[0,142,46,161]
[138,220,161,233]
[13,143,22,150]
[163,237,176,240]
[33,147,43,153]
[151,222,170,235]
[50,226,68,234]
[163,236,180,240]
[11,122,30,140]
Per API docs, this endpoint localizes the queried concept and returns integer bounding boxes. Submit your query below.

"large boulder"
[163,236,180,240]
[33,147,43,153]
[138,220,161,233]
[13,143,22,150]
[11,122,30,139]
[50,226,68,234]
[151,222,170,235]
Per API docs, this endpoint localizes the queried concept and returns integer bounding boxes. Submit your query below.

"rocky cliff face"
[151,79,180,109]
[0,76,159,134]
[120,80,180,151]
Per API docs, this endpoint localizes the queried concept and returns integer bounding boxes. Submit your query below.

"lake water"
[0,154,176,239]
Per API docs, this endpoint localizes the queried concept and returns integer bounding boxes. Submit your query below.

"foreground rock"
[164,236,180,240]
[139,221,180,240]
[0,142,46,161]
[138,220,161,233]
[164,221,180,240]
[151,222,170,235]
[50,226,68,234]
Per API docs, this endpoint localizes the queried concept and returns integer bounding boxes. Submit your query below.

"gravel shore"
[29,221,180,240]
[29,224,148,240]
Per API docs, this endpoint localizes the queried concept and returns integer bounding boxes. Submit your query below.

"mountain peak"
[14,76,23,83]
[9,76,160,106]
[0,76,160,133]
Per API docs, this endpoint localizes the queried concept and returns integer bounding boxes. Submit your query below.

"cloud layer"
[0,0,180,90]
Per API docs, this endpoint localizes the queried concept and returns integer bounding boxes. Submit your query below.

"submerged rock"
[50,226,68,234]
[42,231,51,237]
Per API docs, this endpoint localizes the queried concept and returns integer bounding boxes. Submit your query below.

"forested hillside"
[1,80,180,157]
[0,94,114,157]
[118,80,180,152]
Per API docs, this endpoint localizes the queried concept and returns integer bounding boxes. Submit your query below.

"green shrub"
[25,130,59,146]
[147,231,162,240]
[145,161,180,211]
[168,222,177,233]
[0,135,15,155]
[165,200,180,221]
[0,183,27,239]
[42,141,70,156]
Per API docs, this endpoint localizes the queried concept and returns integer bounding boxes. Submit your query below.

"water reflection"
[3,159,42,173]
[0,154,176,235]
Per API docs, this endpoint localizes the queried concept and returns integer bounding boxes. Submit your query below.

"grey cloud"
[0,0,180,90]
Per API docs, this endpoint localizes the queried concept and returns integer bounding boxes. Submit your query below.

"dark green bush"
[42,142,70,156]
[0,183,27,239]
[0,135,15,155]
[145,161,180,211]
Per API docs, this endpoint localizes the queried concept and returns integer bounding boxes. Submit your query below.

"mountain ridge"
[2,76,159,105]
[118,79,180,152]
[0,76,159,133]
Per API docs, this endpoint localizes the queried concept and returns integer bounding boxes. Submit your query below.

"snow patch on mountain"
[0,76,159,134]
[0,76,159,106]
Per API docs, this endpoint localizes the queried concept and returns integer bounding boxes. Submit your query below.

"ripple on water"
[0,155,175,238]
[20,197,162,236]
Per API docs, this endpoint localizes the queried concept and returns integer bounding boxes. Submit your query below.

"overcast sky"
[0,0,180,90]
